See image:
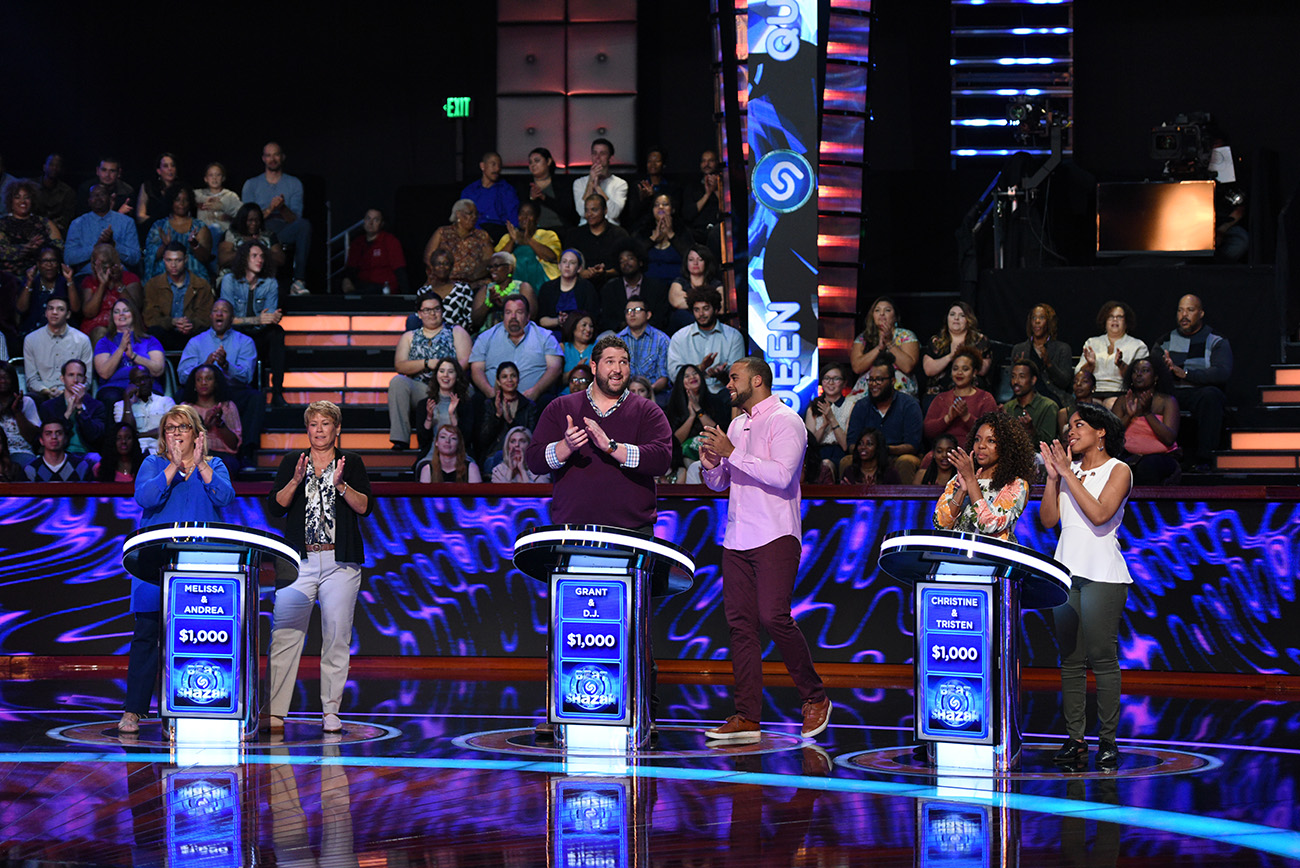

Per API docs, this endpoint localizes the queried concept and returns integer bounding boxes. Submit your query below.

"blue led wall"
[1,493,1297,676]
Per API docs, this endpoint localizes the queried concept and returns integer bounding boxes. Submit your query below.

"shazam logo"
[753,150,815,214]
[566,665,617,711]
[175,661,231,705]
[932,679,980,727]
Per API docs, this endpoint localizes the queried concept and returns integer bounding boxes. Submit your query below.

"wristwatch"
[606,439,619,454]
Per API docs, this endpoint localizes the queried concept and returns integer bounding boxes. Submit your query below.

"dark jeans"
[1175,384,1227,463]
[1053,578,1129,742]
[721,535,826,722]
[236,323,285,394]
[125,611,161,715]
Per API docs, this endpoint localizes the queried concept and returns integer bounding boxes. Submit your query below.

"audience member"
[1113,356,1181,485]
[565,364,593,394]
[474,251,538,334]
[38,358,107,458]
[134,153,182,231]
[418,357,474,456]
[1057,370,1097,437]
[0,428,21,481]
[461,151,520,235]
[388,294,472,450]
[113,365,175,454]
[537,248,599,331]
[932,411,1034,542]
[667,244,722,334]
[31,154,76,235]
[95,422,146,482]
[194,162,242,238]
[627,376,654,399]
[845,356,924,480]
[805,363,859,478]
[65,184,141,277]
[667,285,745,399]
[849,296,920,395]
[1010,303,1073,408]
[666,363,725,483]
[561,311,596,373]
[495,201,560,292]
[491,426,549,483]
[241,142,312,294]
[573,138,628,226]
[414,249,475,332]
[467,294,563,402]
[77,243,143,344]
[423,199,493,283]
[16,247,75,335]
[682,149,723,245]
[0,181,64,277]
[76,157,133,215]
[923,347,998,447]
[183,363,242,478]
[142,241,215,351]
[417,423,482,483]
[1160,294,1232,471]
[475,360,541,463]
[923,302,992,400]
[567,195,630,287]
[92,298,165,408]
[0,360,41,466]
[179,300,261,459]
[217,203,287,277]
[625,147,680,230]
[142,187,213,282]
[617,295,671,395]
[599,240,670,334]
[840,428,903,486]
[634,193,691,285]
[342,208,407,294]
[22,296,92,401]
[23,418,93,481]
[913,433,959,486]
[220,240,285,406]
[523,147,576,231]
[1002,357,1058,448]
[1076,300,1148,405]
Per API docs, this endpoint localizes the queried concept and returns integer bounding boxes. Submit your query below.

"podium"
[123,522,299,754]
[878,529,1070,772]
[514,524,696,752]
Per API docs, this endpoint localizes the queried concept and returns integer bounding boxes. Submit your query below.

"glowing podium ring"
[123,522,301,584]
[878,529,1070,609]
[514,524,696,598]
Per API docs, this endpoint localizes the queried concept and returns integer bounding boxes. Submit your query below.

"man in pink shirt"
[699,357,832,742]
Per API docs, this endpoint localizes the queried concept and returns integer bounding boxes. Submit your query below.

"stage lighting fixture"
[1151,112,1214,176]
[1006,97,1049,141]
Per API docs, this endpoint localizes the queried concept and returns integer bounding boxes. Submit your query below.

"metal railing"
[324,201,363,293]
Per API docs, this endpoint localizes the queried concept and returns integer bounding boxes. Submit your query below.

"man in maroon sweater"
[526,335,673,531]
[526,335,673,737]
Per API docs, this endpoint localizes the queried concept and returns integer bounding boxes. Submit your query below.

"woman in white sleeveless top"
[1039,403,1133,770]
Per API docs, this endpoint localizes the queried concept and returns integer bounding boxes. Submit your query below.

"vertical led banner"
[748,1,821,411]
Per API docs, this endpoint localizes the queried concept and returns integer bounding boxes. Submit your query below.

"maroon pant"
[721,535,826,722]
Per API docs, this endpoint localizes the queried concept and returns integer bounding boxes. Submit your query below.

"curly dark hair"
[1025,303,1059,339]
[1071,402,1126,457]
[965,411,1034,490]
[1095,299,1137,332]
[1120,348,1173,393]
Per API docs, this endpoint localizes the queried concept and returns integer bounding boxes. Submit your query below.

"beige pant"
[267,551,362,718]
[387,374,430,445]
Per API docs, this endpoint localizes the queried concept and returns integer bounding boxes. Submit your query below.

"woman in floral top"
[932,411,1035,542]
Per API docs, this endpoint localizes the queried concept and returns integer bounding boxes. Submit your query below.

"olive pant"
[1053,578,1129,742]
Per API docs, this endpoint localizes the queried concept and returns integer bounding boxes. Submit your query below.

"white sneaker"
[290,279,309,296]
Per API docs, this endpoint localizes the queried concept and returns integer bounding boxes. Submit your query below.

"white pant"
[267,551,362,717]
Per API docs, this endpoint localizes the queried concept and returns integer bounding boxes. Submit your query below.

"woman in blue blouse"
[143,186,214,282]
[119,404,235,733]
[92,297,166,409]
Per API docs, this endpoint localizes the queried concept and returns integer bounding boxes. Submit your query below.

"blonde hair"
[304,400,341,427]
[155,404,208,461]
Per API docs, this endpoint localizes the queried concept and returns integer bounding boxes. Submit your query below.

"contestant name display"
[164,577,242,716]
[552,578,629,724]
[916,585,993,744]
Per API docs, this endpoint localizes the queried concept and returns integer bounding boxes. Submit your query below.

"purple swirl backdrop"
[1,493,1298,675]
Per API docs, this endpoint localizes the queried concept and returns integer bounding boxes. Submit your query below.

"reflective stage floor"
[2,671,1299,867]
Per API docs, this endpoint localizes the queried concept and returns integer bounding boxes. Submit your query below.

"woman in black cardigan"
[265,400,373,733]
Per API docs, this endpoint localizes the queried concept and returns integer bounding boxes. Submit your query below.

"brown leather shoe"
[704,714,761,742]
[801,697,832,739]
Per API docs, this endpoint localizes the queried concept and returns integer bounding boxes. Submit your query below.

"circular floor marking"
[838,742,1220,780]
[455,726,810,758]
[46,719,401,749]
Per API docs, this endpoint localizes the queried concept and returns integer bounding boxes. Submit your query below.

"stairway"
[1210,356,1300,482]
[253,294,418,480]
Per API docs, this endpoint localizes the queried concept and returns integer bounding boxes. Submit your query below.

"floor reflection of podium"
[879,529,1070,773]
[514,524,696,752]
[122,521,299,760]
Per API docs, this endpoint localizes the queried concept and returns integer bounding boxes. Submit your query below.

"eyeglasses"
[866,376,892,383]
[570,377,591,386]
[626,307,646,314]
[419,307,442,315]
[822,375,844,382]
[164,424,194,434]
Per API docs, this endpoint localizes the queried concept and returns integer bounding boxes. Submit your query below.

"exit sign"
[443,96,473,119]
